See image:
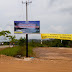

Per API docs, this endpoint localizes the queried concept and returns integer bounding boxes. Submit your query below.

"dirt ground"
[0,47,72,72]
[0,45,9,49]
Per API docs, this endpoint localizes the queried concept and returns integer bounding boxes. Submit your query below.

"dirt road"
[33,47,72,60]
[0,45,9,49]
[0,47,72,72]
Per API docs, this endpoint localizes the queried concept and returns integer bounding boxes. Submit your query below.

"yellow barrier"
[41,34,72,40]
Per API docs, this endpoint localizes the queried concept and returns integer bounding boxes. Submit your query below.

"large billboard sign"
[14,21,40,34]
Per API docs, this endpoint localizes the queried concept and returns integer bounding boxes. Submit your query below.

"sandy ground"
[0,47,72,72]
[0,45,9,49]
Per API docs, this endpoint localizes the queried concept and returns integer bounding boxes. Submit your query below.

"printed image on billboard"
[14,21,40,34]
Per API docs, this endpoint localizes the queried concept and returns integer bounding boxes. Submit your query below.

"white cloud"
[49,25,67,33]
[0,0,72,39]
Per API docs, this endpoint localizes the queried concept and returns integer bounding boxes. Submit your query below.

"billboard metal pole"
[26,1,28,57]
[22,1,32,57]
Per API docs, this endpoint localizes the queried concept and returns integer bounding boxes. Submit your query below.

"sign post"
[26,1,28,57]
[22,1,32,57]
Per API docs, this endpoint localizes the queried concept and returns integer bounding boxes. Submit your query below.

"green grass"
[0,46,20,56]
[28,46,34,57]
[0,46,35,57]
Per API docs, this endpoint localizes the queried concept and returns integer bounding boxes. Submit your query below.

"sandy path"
[0,47,72,72]
[0,45,9,49]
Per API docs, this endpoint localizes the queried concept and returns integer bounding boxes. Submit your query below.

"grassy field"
[0,46,34,57]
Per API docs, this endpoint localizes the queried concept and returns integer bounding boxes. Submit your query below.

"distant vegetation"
[29,39,72,47]
[42,39,72,47]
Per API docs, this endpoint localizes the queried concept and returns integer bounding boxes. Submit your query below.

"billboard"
[14,21,40,34]
[41,34,72,40]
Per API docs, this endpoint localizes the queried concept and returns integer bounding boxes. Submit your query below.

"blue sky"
[0,0,72,39]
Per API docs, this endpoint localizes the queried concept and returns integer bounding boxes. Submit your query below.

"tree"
[0,31,11,36]
[18,37,26,46]
[7,35,16,44]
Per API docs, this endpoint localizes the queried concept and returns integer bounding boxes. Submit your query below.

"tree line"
[0,30,72,47]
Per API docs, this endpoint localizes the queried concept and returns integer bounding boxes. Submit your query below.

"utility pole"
[22,1,32,57]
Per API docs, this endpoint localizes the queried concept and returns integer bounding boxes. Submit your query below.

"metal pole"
[26,1,28,57]
[22,1,32,57]
[26,1,28,21]
[26,34,28,57]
